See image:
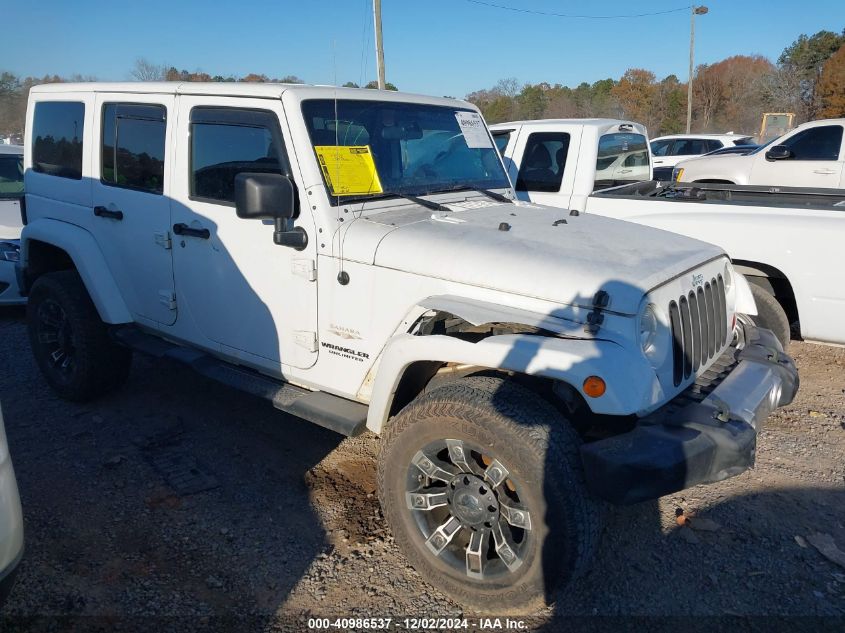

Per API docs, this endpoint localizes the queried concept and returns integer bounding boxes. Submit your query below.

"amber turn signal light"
[583,376,606,398]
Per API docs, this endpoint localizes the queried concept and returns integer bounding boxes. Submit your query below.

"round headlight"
[723,262,733,292]
[640,303,658,354]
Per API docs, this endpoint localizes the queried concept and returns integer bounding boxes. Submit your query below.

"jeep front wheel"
[378,376,602,613]
[27,271,132,401]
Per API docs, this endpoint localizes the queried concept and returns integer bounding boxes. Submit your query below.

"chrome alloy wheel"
[404,438,533,580]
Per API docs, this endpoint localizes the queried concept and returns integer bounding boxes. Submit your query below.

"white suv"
[650,133,755,180]
[674,119,845,188]
[19,82,797,612]
[0,404,23,607]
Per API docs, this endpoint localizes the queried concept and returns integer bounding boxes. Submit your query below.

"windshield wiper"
[340,191,450,211]
[426,185,513,204]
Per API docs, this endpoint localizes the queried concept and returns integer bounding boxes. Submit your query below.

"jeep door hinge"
[158,290,177,310]
[154,231,172,250]
[292,258,317,281]
[293,330,318,352]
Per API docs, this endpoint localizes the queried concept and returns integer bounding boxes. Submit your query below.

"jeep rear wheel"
[27,271,131,401]
[378,376,602,613]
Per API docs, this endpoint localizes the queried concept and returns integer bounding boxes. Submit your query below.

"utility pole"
[686,5,708,134]
[373,0,386,89]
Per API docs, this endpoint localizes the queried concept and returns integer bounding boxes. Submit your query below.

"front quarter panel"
[366,332,660,434]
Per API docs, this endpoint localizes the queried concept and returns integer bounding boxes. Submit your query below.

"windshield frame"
[300,98,511,206]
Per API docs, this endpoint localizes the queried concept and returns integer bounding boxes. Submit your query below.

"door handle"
[173,223,210,239]
[813,168,837,174]
[93,205,124,220]
[618,169,632,174]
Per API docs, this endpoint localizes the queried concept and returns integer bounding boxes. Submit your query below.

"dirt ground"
[0,305,844,631]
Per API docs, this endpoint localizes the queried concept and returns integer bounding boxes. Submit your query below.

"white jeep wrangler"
[20,82,797,612]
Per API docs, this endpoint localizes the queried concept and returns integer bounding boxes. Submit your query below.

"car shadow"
[0,290,340,630]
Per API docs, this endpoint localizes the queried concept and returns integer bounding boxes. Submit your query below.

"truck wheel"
[378,376,602,613]
[747,282,790,349]
[27,271,131,401]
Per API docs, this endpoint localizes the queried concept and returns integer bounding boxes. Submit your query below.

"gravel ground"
[0,305,844,631]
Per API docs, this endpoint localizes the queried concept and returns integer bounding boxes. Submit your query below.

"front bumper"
[581,324,798,505]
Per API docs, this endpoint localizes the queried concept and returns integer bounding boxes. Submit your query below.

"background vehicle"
[491,119,652,211]
[0,145,24,305]
[650,133,755,180]
[585,182,845,348]
[0,404,24,607]
[19,83,796,612]
[674,118,845,187]
[702,144,760,156]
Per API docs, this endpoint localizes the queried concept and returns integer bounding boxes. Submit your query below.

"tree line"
[1,28,843,138]
[467,29,845,136]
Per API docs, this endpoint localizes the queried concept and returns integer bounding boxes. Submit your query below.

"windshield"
[301,99,510,204]
[0,154,23,199]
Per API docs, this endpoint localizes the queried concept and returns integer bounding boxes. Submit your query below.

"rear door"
[91,94,176,326]
[750,124,845,188]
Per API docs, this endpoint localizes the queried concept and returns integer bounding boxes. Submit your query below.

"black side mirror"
[234,173,307,250]
[234,172,296,220]
[765,145,792,161]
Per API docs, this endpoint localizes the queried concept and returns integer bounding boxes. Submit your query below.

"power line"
[465,0,692,19]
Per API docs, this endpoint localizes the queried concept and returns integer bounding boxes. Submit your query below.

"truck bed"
[592,181,845,211]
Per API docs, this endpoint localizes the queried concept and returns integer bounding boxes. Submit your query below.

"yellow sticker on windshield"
[315,145,383,196]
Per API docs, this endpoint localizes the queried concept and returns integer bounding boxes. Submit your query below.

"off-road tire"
[378,376,603,614]
[748,281,790,350]
[27,271,131,401]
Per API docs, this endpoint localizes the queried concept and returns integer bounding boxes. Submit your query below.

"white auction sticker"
[455,111,493,148]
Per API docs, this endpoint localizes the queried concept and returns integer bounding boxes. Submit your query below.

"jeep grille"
[668,274,729,386]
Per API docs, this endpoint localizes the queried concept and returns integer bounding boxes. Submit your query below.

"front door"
[750,123,845,187]
[91,94,176,325]
[170,97,318,371]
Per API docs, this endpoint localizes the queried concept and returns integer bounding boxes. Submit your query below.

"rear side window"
[190,108,289,205]
[32,101,84,180]
[101,103,166,194]
[671,138,708,156]
[704,140,724,152]
[515,132,570,192]
[595,132,649,190]
[0,154,23,198]
[782,125,843,160]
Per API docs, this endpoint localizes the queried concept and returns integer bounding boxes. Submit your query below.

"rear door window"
[32,101,85,179]
[515,132,570,192]
[670,138,708,156]
[101,103,167,193]
[782,125,843,160]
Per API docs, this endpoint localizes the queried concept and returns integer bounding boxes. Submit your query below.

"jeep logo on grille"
[691,273,704,288]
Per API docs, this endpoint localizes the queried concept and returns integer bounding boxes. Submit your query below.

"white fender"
[365,332,662,434]
[21,219,132,323]
[734,273,757,316]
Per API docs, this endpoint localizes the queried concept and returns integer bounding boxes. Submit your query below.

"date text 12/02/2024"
[306,617,529,630]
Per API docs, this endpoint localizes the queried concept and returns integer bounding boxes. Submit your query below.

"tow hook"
[711,397,731,423]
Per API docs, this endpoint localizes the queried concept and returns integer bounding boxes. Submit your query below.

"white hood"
[341,201,724,315]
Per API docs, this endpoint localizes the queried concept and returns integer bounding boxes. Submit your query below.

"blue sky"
[3,1,844,98]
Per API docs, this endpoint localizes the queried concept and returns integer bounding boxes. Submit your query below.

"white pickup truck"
[19,83,796,612]
[674,118,845,188]
[0,145,24,305]
[490,119,652,211]
[499,119,845,349]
